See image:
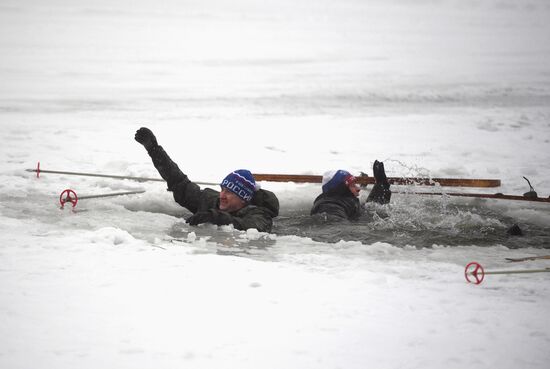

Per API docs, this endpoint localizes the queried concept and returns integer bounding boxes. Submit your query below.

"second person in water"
[310,161,391,220]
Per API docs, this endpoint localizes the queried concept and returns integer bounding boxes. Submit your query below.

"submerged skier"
[310,161,391,220]
[135,127,279,232]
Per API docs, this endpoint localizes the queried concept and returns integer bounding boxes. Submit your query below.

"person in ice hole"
[135,127,279,232]
[310,161,391,220]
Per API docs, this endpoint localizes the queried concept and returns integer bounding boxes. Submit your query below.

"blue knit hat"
[322,170,355,193]
[220,169,257,202]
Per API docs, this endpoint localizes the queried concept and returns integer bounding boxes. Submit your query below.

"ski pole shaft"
[59,189,146,208]
[28,164,218,186]
[481,268,550,276]
[28,168,164,182]
[506,255,550,262]
[77,190,146,200]
[465,262,550,284]
[394,191,550,203]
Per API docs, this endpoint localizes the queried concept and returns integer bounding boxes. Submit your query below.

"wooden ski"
[252,174,501,188]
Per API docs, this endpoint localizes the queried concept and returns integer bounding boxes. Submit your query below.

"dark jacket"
[310,184,362,220]
[147,145,279,232]
[310,182,391,220]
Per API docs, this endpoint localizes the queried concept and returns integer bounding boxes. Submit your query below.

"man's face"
[348,182,361,197]
[219,187,247,212]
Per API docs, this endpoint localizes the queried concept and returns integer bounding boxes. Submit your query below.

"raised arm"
[135,127,203,213]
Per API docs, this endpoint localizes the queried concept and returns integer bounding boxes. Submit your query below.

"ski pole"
[505,255,550,262]
[465,262,550,284]
[28,162,218,186]
[59,189,146,209]
[394,191,550,203]
[28,163,500,188]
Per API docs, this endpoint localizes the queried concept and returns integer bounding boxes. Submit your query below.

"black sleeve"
[366,182,391,205]
[211,207,274,233]
[146,145,203,213]
[235,207,274,233]
[251,189,279,217]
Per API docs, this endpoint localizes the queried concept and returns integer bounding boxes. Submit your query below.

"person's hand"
[373,160,387,183]
[186,211,215,226]
[134,127,158,150]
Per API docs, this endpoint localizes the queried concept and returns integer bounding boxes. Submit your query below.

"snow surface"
[1,0,550,368]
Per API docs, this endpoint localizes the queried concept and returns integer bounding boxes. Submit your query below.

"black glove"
[134,127,158,151]
[373,160,388,184]
[186,211,215,226]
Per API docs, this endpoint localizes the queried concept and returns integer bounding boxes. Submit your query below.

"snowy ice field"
[1,0,550,368]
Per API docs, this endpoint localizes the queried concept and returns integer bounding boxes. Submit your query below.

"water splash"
[273,195,550,249]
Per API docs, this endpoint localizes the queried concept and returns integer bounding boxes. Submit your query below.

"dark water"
[272,198,550,249]
[166,196,550,251]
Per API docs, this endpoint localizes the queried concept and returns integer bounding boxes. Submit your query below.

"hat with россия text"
[220,169,259,202]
